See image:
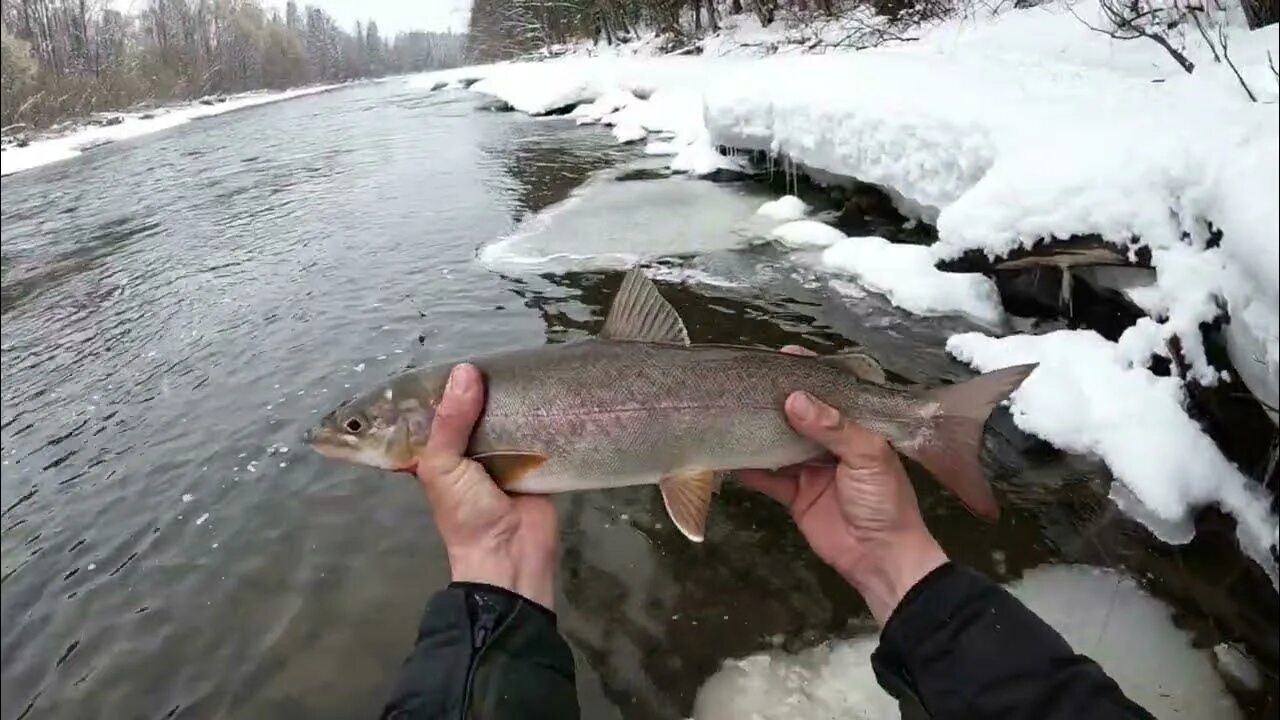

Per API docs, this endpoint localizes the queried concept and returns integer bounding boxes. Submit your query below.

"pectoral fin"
[658,470,717,542]
[473,451,548,488]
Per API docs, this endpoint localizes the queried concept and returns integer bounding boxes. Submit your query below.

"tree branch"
[1217,22,1257,102]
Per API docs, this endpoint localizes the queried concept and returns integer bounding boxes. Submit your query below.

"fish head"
[304,371,445,472]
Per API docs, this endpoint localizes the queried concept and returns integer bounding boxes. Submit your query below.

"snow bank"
[769,220,847,248]
[756,195,809,220]
[822,236,1005,327]
[946,329,1278,585]
[693,565,1242,720]
[699,2,1279,393]
[1,84,343,176]
[462,1,1277,576]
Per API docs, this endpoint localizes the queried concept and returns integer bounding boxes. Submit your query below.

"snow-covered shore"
[434,1,1280,582]
[0,83,345,177]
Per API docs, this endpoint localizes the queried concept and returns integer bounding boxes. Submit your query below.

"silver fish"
[306,269,1035,541]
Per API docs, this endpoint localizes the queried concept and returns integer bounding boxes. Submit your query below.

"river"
[2,77,1276,719]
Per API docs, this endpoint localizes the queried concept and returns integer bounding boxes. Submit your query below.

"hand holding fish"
[738,347,947,625]
[414,363,559,610]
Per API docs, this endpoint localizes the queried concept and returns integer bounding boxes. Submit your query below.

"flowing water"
[2,78,1276,719]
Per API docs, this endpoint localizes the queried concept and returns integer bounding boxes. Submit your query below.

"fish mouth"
[304,425,414,472]
[304,427,353,459]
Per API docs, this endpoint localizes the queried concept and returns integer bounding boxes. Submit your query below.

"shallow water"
[2,77,1276,719]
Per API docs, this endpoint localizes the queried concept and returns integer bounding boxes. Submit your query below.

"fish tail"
[901,364,1038,522]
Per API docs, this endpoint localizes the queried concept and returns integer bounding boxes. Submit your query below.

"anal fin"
[658,470,718,542]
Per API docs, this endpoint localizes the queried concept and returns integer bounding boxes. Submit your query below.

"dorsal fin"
[820,350,887,385]
[600,268,690,345]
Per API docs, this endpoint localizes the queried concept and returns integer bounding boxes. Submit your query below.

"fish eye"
[343,416,365,433]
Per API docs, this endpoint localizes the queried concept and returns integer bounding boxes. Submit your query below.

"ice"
[768,220,846,248]
[756,195,809,221]
[693,565,1241,720]
[821,236,1005,328]
[479,163,762,273]
[1212,643,1262,691]
[1,84,342,176]
[946,329,1278,584]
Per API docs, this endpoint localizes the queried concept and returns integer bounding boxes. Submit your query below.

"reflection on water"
[1,78,1276,720]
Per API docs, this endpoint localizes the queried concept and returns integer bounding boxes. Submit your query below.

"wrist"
[840,530,948,626]
[449,548,518,594]
[448,546,557,611]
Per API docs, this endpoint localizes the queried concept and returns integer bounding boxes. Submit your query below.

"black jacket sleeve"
[870,563,1153,720]
[381,582,579,720]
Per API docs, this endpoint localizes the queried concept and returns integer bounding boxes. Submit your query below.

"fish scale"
[307,269,1036,542]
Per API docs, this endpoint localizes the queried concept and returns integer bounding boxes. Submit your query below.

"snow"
[459,0,1277,578]
[821,235,1005,327]
[670,131,741,176]
[1,84,343,176]
[756,195,809,220]
[946,329,1278,585]
[571,89,639,123]
[693,565,1241,720]
[769,220,847,248]
[696,3,1279,392]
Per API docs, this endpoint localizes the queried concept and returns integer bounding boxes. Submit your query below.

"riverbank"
[0,83,347,177]
[429,0,1280,584]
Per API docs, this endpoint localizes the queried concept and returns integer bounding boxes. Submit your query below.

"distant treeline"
[465,0,1277,60]
[1,0,467,129]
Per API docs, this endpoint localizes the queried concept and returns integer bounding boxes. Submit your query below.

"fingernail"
[790,391,817,422]
[446,365,474,397]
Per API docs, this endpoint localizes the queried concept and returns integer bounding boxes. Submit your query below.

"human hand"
[738,346,948,625]
[415,364,559,609]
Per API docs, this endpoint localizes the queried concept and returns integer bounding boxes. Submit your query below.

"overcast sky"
[311,0,471,35]
[111,0,471,35]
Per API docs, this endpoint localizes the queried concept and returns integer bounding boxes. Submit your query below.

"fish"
[306,269,1036,542]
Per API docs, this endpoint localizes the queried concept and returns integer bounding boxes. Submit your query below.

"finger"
[783,391,897,468]
[736,469,798,506]
[780,344,818,357]
[423,364,485,460]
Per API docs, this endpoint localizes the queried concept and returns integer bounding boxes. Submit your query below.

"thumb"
[783,391,896,470]
[419,364,485,485]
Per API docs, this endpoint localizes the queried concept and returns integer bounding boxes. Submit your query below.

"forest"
[466,0,1277,60]
[1,0,466,128]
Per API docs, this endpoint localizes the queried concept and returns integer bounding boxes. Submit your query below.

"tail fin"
[902,364,1038,522]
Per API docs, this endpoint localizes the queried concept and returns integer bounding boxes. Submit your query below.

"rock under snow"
[756,195,809,221]
[822,236,1005,327]
[769,220,846,248]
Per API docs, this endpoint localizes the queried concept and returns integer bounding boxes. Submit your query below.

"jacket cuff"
[869,562,991,700]
[447,581,558,625]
